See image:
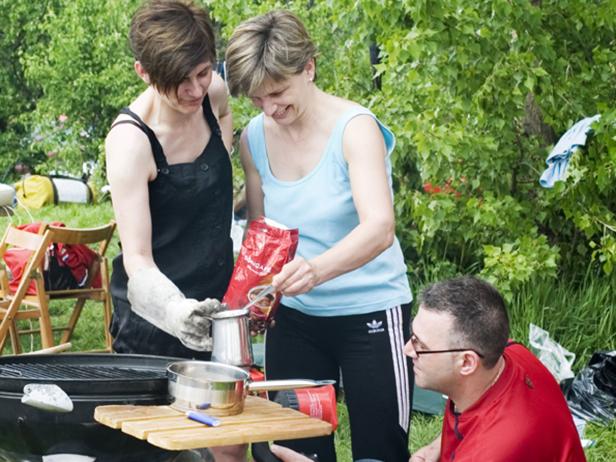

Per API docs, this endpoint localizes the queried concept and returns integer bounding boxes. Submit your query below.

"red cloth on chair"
[3,222,100,295]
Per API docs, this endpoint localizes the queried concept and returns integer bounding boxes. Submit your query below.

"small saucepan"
[167,360,334,415]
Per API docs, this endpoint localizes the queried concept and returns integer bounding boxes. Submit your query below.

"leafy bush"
[22,0,141,183]
[213,0,616,297]
[0,0,58,179]
[2,0,615,296]
[360,0,616,295]
[0,0,140,183]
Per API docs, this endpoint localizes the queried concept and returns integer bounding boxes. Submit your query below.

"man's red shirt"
[440,342,586,461]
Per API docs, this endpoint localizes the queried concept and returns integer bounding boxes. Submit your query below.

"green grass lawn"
[2,202,615,460]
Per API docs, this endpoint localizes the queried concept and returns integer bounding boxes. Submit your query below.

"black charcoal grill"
[0,354,180,461]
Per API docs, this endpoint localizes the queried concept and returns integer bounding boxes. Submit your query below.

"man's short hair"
[420,276,509,368]
[129,0,216,95]
[224,10,318,97]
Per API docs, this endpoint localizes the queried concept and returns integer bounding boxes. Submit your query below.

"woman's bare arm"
[239,129,265,222]
[105,123,157,277]
[209,72,234,154]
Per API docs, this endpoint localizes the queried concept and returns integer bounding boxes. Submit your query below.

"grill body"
[0,354,178,461]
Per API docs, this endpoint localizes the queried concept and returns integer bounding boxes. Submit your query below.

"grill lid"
[0,354,176,395]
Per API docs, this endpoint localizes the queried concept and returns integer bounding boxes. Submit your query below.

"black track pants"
[265,304,413,462]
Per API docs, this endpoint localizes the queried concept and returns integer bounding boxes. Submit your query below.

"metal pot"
[210,308,253,369]
[167,360,333,415]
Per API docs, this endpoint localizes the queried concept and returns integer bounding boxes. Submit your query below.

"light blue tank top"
[246,106,412,316]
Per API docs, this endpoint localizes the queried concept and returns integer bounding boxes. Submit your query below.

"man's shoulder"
[441,341,586,462]
[503,342,561,390]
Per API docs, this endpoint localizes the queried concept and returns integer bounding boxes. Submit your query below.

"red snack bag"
[223,217,298,325]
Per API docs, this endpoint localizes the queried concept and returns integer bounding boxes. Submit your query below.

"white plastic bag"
[230,218,246,255]
[0,183,15,207]
[529,323,575,383]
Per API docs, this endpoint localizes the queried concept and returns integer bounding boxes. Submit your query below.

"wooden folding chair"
[0,221,116,354]
[44,221,116,352]
[0,226,54,354]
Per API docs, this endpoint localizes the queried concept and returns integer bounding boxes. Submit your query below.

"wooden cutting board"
[94,395,333,450]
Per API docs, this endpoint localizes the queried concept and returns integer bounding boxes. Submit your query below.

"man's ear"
[134,61,151,85]
[458,352,481,377]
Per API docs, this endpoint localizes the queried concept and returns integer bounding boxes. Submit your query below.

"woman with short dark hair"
[106,0,232,358]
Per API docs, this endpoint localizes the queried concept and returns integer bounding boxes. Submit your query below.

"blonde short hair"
[225,10,317,97]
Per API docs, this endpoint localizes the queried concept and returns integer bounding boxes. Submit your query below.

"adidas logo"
[366,319,384,334]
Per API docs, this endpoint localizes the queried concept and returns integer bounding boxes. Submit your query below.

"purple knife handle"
[186,411,221,427]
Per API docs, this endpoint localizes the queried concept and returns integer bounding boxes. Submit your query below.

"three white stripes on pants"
[387,305,410,431]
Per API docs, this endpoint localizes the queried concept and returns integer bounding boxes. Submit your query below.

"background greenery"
[2,0,615,295]
[1,0,615,459]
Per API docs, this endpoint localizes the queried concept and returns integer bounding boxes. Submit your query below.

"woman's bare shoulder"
[327,94,365,116]
[107,89,151,127]
[105,94,153,178]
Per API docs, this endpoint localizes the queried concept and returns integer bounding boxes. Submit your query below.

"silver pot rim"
[210,308,250,320]
[167,360,249,386]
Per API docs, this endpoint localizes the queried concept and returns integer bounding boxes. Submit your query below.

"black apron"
[109,95,233,359]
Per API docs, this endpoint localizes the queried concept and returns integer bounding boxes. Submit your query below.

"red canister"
[274,384,338,430]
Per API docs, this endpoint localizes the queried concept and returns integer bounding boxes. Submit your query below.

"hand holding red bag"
[223,217,298,329]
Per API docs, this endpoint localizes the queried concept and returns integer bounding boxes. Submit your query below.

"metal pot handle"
[248,379,335,392]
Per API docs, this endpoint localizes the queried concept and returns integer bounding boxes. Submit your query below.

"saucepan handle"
[247,379,336,392]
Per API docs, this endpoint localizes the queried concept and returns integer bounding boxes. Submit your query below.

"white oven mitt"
[127,267,224,351]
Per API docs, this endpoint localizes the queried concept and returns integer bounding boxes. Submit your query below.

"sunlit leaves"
[1,0,614,289]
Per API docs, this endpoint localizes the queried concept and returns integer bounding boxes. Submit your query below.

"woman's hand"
[272,257,319,296]
[269,444,315,462]
[409,435,441,462]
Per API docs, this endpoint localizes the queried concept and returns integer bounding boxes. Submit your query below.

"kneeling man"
[271,276,586,462]
[409,276,585,462]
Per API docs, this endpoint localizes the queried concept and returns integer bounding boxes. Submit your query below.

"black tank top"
[108,95,233,358]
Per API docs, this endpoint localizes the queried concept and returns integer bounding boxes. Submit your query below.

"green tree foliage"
[1,0,140,182]
[212,0,616,298]
[362,0,615,297]
[1,0,615,298]
[0,0,60,178]
[23,0,141,179]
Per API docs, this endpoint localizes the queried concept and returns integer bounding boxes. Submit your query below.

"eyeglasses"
[409,333,484,358]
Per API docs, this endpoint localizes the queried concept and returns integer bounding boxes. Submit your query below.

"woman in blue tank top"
[226,11,413,462]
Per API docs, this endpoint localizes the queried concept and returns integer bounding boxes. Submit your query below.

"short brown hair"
[420,276,510,368]
[129,0,216,94]
[225,10,317,97]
